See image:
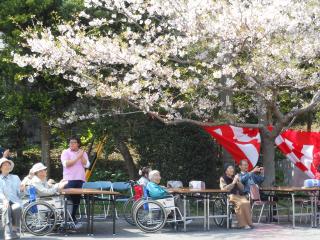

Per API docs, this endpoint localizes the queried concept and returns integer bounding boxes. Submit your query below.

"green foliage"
[89,160,129,182]
[0,0,84,153]
[132,120,221,188]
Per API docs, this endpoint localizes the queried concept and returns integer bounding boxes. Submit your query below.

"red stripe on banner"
[295,162,308,172]
[277,142,292,155]
[276,129,319,178]
[203,125,260,170]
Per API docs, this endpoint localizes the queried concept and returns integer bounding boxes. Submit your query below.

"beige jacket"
[31,176,59,197]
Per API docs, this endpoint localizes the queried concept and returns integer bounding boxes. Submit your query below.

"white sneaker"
[74,222,83,230]
[243,225,252,230]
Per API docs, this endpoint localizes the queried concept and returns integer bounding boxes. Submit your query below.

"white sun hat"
[0,158,14,172]
[32,162,47,174]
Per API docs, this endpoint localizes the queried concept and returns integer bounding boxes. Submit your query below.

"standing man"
[61,136,90,228]
[0,157,23,240]
[238,159,264,195]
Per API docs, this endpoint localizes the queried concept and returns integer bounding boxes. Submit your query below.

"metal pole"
[226,195,230,229]
[183,195,187,232]
[292,193,295,228]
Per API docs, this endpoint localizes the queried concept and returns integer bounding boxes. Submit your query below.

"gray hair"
[148,170,160,182]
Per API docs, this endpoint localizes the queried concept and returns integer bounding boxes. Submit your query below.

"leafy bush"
[132,121,221,188]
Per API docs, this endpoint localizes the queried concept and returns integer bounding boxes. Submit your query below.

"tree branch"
[284,90,320,121]
[122,98,264,128]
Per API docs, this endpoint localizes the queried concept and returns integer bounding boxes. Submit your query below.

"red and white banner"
[204,125,320,178]
[203,125,261,170]
[275,130,320,178]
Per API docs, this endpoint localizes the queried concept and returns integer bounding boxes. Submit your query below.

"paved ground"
[15,220,320,240]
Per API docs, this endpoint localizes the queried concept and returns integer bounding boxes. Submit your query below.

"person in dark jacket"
[220,163,252,229]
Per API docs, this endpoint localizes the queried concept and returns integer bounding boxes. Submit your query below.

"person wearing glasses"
[61,136,90,228]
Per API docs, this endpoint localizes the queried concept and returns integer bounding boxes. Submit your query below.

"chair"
[188,180,207,216]
[96,181,113,217]
[82,182,102,189]
[250,184,279,223]
[112,182,132,218]
[81,181,105,220]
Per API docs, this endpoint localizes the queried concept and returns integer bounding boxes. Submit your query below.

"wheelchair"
[22,186,75,236]
[130,185,184,233]
[123,181,143,226]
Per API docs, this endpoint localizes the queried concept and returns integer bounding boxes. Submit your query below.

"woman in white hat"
[0,157,23,240]
[31,162,68,197]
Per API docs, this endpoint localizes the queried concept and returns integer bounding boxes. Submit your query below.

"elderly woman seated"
[31,163,68,197]
[146,170,171,199]
[220,163,253,229]
[146,170,189,223]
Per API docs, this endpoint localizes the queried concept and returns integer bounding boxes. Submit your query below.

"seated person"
[21,168,35,187]
[146,170,188,222]
[238,160,264,195]
[0,157,23,240]
[220,163,253,229]
[137,166,151,186]
[31,162,68,197]
[146,170,169,199]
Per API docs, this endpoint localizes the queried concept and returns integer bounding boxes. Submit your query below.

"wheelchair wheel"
[133,199,167,233]
[23,201,57,236]
[123,197,136,226]
[212,198,227,227]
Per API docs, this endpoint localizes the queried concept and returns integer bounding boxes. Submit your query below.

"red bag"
[133,185,143,200]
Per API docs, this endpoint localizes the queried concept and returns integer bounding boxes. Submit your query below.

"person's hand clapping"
[77,149,84,159]
[233,174,240,184]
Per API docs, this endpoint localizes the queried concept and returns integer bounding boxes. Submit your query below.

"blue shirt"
[0,174,22,206]
[239,172,264,194]
[146,182,169,199]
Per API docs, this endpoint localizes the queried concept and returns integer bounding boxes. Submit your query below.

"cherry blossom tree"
[13,0,320,185]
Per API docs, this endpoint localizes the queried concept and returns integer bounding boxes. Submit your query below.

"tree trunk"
[220,74,234,164]
[261,132,276,186]
[16,120,24,159]
[307,111,313,132]
[41,120,51,177]
[114,136,138,179]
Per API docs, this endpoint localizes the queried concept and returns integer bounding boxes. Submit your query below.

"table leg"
[203,195,207,231]
[113,196,116,235]
[86,195,90,236]
[292,193,295,228]
[64,196,68,236]
[268,194,273,222]
[207,195,210,230]
[226,195,230,229]
[91,196,94,235]
[183,195,187,232]
[311,192,317,228]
